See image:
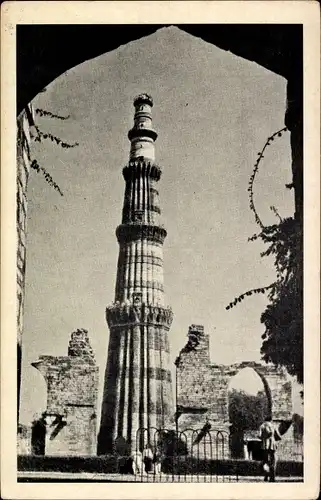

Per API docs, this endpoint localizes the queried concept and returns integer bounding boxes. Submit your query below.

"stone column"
[98,94,174,455]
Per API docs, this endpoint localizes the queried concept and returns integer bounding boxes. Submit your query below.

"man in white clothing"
[131,451,143,475]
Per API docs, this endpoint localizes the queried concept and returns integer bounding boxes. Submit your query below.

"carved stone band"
[123,161,162,182]
[122,205,161,222]
[116,224,167,244]
[106,304,173,328]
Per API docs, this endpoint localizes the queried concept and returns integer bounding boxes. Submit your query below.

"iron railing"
[133,427,234,482]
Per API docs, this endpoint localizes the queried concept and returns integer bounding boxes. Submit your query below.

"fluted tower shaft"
[98,94,173,455]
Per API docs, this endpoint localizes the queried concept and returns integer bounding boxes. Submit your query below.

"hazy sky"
[20,26,299,425]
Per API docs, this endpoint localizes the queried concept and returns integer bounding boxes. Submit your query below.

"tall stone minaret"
[98,94,173,455]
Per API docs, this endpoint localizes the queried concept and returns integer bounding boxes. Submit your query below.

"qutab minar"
[98,94,174,454]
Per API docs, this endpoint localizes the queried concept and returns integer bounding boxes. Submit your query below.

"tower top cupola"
[133,93,153,107]
[128,92,158,161]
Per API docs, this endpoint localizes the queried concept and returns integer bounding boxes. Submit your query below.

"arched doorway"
[31,413,46,455]
[228,367,271,459]
[27,367,48,455]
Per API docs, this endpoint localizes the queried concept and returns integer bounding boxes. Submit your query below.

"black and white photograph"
[1,2,320,498]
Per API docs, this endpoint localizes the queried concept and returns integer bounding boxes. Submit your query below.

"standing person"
[131,450,143,475]
[259,416,282,482]
[142,444,153,473]
[153,447,162,475]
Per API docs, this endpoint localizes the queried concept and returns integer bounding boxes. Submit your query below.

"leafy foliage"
[228,389,269,431]
[30,159,63,196]
[34,124,78,148]
[292,413,303,439]
[30,106,78,193]
[260,217,303,382]
[226,285,271,310]
[35,108,70,120]
[226,127,303,384]
[248,127,288,228]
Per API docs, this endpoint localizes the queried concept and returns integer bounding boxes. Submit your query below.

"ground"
[18,471,303,483]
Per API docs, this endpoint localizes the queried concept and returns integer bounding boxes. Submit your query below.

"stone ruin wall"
[176,325,300,461]
[31,329,99,456]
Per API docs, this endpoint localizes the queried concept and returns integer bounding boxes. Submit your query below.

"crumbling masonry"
[32,329,98,456]
[175,325,299,460]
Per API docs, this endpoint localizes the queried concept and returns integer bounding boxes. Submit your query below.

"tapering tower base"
[98,94,174,455]
[98,302,173,454]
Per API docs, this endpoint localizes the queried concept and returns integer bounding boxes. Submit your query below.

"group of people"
[131,445,162,475]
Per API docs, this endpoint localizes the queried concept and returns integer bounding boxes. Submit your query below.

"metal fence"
[16,427,304,482]
[125,427,304,482]
[17,425,303,482]
[132,427,235,482]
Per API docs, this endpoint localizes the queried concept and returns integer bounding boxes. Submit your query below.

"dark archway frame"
[16,24,303,219]
[16,24,303,426]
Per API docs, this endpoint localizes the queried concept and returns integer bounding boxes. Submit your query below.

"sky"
[20,26,301,425]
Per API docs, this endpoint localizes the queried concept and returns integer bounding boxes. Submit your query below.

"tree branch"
[30,159,63,196]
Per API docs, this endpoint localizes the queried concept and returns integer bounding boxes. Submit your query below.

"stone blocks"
[32,329,98,456]
[176,325,297,460]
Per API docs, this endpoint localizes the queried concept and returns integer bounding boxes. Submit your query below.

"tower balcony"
[116,223,167,245]
[122,160,162,181]
[106,302,173,330]
[128,127,158,142]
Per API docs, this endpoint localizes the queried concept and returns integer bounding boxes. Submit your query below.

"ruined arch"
[176,327,293,433]
[228,365,272,422]
[222,362,293,426]
[176,328,296,460]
